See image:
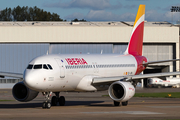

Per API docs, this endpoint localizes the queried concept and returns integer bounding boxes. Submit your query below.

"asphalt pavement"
[0,88,180,120]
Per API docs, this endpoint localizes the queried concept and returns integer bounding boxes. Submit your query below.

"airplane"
[1,4,180,109]
[148,77,180,88]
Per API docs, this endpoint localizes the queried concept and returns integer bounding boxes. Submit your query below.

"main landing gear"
[113,101,128,106]
[42,92,66,109]
[51,92,65,106]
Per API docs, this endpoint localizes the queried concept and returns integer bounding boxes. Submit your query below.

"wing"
[93,71,180,84]
[0,72,23,78]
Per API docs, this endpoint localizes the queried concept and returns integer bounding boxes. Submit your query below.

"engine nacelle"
[12,81,39,102]
[108,81,135,102]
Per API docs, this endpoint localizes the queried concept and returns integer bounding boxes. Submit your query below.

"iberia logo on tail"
[124,5,145,56]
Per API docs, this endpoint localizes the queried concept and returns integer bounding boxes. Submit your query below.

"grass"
[134,92,180,98]
[102,92,180,98]
[0,100,14,102]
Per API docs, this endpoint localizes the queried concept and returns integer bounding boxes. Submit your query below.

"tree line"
[0,6,63,21]
[0,6,87,22]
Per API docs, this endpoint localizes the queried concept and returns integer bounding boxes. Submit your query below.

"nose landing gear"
[42,92,52,109]
[42,101,51,109]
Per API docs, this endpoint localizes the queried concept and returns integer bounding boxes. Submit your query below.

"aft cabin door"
[55,58,65,78]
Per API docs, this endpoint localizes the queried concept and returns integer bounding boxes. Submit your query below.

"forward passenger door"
[55,58,65,78]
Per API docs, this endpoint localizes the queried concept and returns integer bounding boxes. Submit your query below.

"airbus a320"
[1,5,180,109]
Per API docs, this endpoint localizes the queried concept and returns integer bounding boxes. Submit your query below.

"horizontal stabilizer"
[143,59,180,65]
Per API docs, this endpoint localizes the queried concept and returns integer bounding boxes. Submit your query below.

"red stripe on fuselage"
[128,22,144,56]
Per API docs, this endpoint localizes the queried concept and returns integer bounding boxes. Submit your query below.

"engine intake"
[12,81,39,102]
[108,81,135,102]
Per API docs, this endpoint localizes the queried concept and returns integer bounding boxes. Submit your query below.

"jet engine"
[108,81,135,102]
[12,81,39,102]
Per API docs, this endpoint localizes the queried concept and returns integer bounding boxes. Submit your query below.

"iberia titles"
[65,58,88,65]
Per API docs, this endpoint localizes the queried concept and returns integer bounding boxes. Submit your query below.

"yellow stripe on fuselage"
[133,4,145,27]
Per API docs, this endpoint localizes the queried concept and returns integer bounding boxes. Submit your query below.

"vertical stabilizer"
[124,5,145,56]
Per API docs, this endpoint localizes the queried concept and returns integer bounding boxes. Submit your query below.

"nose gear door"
[55,58,65,78]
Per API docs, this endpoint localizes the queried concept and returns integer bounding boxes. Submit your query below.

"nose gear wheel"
[42,92,52,109]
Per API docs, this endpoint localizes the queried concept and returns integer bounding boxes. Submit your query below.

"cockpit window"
[47,64,53,70]
[27,64,33,69]
[43,64,48,69]
[34,64,42,69]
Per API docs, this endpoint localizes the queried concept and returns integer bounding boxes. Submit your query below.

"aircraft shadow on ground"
[66,101,113,107]
[0,100,178,109]
[0,101,109,109]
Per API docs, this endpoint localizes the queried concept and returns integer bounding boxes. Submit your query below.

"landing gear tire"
[46,102,51,109]
[122,101,128,106]
[114,101,120,106]
[42,102,46,109]
[51,96,58,106]
[59,96,65,106]
[42,101,51,109]
[51,92,66,106]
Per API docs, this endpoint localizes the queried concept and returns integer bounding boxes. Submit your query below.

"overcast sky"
[0,0,180,23]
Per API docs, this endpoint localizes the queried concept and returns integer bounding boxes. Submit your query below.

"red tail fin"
[124,5,145,56]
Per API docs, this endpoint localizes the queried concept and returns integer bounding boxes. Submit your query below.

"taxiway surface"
[0,88,180,120]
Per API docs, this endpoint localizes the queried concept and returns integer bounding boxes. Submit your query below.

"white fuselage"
[24,54,138,92]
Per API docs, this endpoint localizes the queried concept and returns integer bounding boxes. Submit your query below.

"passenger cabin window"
[43,64,49,69]
[34,64,42,69]
[47,64,53,70]
[27,64,33,69]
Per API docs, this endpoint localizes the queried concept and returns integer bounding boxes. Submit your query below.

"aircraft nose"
[24,71,37,90]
